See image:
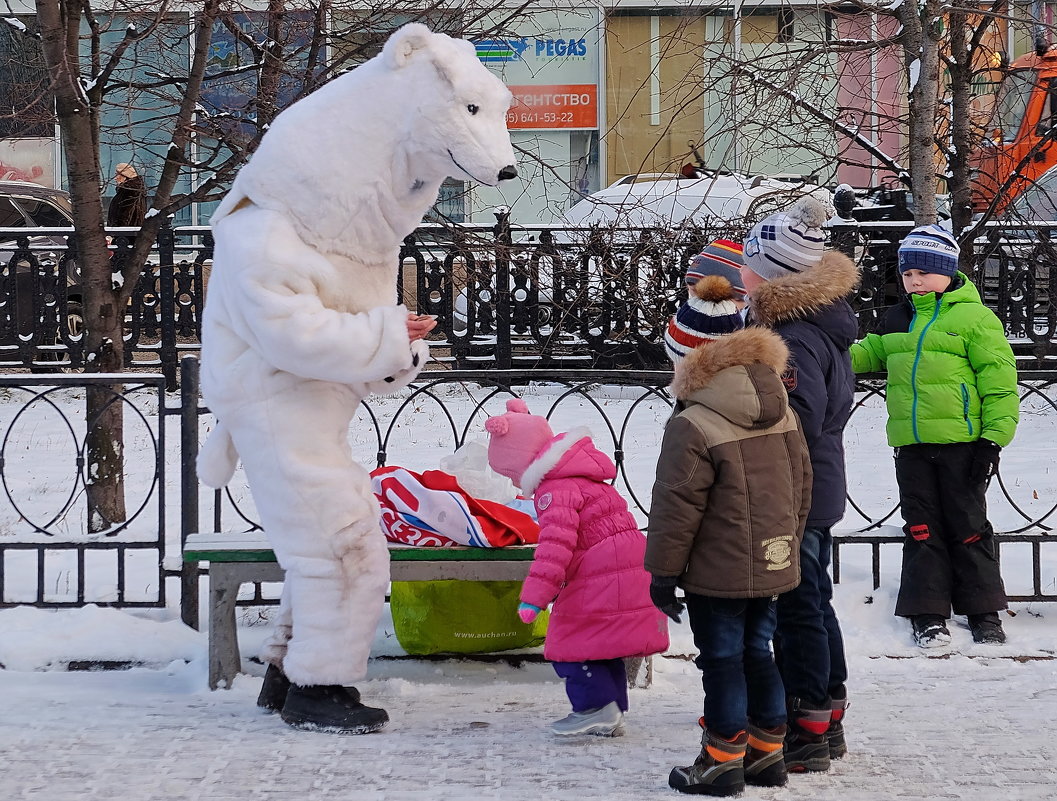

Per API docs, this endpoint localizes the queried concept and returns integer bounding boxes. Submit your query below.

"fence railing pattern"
[0,374,169,609]
[0,366,1053,612]
[2,218,1056,382]
[180,363,1057,608]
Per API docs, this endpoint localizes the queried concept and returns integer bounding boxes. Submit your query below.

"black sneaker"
[911,615,951,648]
[256,663,291,713]
[968,613,1007,644]
[281,684,389,734]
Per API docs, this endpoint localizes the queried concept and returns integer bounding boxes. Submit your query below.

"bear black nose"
[497,165,518,181]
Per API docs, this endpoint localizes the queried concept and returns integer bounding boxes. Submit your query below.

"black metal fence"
[0,373,170,608]
[0,364,1053,615]
[2,217,1056,384]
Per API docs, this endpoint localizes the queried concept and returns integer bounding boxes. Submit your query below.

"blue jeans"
[553,659,628,713]
[775,526,848,707]
[685,594,786,739]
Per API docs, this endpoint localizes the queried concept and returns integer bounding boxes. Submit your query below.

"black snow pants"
[893,442,1007,618]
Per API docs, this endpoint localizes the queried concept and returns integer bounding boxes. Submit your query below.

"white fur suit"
[197,24,516,688]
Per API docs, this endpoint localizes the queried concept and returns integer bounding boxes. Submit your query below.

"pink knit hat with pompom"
[484,398,555,488]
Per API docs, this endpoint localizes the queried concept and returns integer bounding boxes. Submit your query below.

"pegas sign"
[534,37,589,58]
[473,8,599,130]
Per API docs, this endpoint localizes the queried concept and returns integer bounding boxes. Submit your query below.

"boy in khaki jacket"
[646,273,811,796]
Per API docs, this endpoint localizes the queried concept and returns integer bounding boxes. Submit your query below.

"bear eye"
[467,104,479,115]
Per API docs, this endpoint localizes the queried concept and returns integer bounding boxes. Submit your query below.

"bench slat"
[184,531,536,563]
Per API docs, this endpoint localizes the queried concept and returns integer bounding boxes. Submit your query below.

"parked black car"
[0,180,82,367]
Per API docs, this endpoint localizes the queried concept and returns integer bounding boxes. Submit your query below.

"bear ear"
[383,23,432,69]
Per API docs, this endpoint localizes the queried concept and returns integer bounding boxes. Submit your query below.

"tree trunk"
[36,0,126,531]
[900,2,943,224]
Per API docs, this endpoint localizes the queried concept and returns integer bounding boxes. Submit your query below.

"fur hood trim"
[748,249,859,327]
[520,426,592,496]
[671,327,790,400]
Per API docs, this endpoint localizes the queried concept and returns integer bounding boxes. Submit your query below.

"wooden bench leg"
[209,563,243,690]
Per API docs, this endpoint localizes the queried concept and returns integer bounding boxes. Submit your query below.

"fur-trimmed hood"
[519,427,615,495]
[670,327,792,430]
[748,249,860,328]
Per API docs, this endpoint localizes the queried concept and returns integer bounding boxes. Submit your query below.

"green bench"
[183,531,538,690]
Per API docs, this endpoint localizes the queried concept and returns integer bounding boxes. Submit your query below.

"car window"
[17,198,72,228]
[1013,172,1057,220]
[0,197,30,246]
[0,197,29,228]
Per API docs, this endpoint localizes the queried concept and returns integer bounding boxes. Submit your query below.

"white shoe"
[551,701,624,737]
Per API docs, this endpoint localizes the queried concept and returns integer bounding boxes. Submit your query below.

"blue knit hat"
[664,275,745,364]
[898,225,959,277]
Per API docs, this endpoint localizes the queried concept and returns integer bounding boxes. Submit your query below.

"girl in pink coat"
[485,398,669,737]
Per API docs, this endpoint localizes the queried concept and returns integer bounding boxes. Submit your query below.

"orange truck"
[971,48,1057,213]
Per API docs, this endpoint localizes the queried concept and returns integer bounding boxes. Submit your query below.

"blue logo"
[534,38,588,58]
[744,235,761,257]
[474,38,530,62]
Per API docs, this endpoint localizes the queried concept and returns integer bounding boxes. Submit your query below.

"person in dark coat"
[742,196,860,774]
[107,162,147,228]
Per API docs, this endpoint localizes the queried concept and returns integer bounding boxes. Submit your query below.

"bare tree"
[11,0,532,531]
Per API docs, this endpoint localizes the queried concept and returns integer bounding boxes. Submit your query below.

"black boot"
[281,683,389,734]
[669,729,747,796]
[827,686,849,760]
[744,723,788,787]
[968,612,1006,644]
[785,699,831,773]
[256,663,291,713]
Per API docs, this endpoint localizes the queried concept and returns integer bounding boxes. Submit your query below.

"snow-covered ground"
[1,381,1056,799]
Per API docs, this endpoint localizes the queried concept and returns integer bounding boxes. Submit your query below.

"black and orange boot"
[744,723,788,787]
[669,728,748,796]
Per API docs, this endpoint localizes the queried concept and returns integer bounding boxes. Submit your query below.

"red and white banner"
[371,466,539,548]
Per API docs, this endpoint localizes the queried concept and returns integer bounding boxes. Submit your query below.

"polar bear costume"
[197,24,515,727]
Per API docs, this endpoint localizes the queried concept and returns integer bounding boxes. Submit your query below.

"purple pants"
[553,659,629,713]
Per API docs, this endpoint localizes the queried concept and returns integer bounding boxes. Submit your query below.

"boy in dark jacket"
[850,225,1018,648]
[647,277,812,796]
[741,196,860,773]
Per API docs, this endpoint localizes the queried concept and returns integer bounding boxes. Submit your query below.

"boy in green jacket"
[850,225,1019,648]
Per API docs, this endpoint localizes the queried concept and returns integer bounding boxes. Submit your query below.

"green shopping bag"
[389,580,548,655]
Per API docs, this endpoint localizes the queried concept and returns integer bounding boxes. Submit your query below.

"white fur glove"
[353,340,430,397]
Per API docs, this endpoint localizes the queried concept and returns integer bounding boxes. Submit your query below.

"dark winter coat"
[645,327,812,598]
[849,273,1018,448]
[746,250,860,528]
[107,176,147,228]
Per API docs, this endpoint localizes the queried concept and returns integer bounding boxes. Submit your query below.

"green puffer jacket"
[850,273,1018,448]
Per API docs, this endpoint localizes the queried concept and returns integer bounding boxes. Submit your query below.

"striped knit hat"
[742,196,828,280]
[664,275,745,365]
[898,224,960,277]
[686,239,746,294]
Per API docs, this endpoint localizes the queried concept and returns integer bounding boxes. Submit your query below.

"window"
[995,69,1036,142]
[17,198,71,227]
[0,17,53,138]
[723,11,794,45]
[0,198,28,228]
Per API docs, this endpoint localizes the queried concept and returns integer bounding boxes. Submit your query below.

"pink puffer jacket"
[518,429,670,662]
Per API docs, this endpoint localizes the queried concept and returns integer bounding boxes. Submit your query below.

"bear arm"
[236,273,416,385]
